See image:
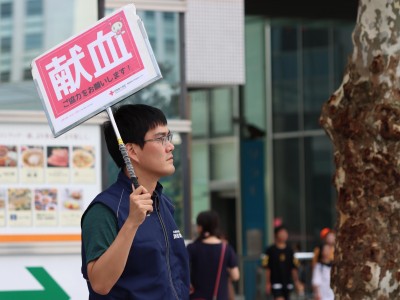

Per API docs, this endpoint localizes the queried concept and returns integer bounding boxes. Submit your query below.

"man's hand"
[127,185,153,227]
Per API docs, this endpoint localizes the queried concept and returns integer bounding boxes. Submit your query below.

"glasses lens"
[162,134,172,146]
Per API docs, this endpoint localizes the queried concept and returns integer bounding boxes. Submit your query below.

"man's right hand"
[127,185,153,227]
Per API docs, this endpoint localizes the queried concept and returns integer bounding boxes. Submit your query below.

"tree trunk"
[320,0,400,299]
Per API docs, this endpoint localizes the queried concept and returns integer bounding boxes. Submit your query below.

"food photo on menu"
[62,188,83,211]
[34,188,58,211]
[8,188,32,211]
[47,146,69,168]
[0,145,18,167]
[72,146,95,169]
[21,145,44,168]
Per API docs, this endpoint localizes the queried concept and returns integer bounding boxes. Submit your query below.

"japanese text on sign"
[36,11,144,119]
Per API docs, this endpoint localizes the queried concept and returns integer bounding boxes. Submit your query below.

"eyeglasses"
[144,133,173,146]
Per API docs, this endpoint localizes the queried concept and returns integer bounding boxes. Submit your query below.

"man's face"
[276,229,288,243]
[135,125,175,178]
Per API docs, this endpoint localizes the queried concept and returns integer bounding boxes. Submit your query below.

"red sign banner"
[32,4,161,137]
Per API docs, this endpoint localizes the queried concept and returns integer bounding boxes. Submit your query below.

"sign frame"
[31,4,162,137]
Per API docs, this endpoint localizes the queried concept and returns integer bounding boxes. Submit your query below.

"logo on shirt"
[173,230,183,240]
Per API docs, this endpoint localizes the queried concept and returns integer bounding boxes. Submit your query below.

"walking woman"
[187,210,240,300]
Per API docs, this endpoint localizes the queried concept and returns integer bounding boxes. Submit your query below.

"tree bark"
[320,0,400,299]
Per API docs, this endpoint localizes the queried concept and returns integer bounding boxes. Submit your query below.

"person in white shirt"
[312,243,334,300]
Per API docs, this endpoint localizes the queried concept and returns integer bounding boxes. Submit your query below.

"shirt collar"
[118,170,164,194]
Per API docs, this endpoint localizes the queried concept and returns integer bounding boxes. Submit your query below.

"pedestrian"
[263,225,303,300]
[312,228,335,268]
[312,243,334,300]
[80,104,190,299]
[187,210,240,300]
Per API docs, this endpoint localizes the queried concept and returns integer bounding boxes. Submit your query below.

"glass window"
[210,88,234,137]
[272,26,298,54]
[190,90,208,138]
[210,141,237,181]
[0,71,10,82]
[26,0,43,16]
[303,78,329,130]
[272,26,299,132]
[0,36,12,53]
[272,80,299,133]
[0,2,12,19]
[244,17,266,131]
[302,28,330,130]
[149,36,156,52]
[165,38,175,53]
[304,136,335,249]
[302,28,330,77]
[191,143,210,223]
[163,12,174,22]
[24,33,43,50]
[23,68,32,80]
[333,25,353,87]
[302,27,329,48]
[118,10,181,119]
[144,11,155,20]
[273,138,301,243]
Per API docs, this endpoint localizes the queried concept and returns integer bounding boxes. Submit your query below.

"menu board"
[0,123,101,235]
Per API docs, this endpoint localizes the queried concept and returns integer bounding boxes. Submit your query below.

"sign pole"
[106,107,139,189]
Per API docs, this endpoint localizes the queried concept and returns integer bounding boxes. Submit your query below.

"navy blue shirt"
[187,240,238,300]
[81,171,190,299]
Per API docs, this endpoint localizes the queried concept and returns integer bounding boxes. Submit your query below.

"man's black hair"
[103,104,167,168]
[274,225,287,236]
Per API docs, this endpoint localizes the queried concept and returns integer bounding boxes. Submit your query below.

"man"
[263,225,303,300]
[81,104,190,299]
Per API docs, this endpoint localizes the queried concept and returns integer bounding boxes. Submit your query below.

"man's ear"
[126,143,140,163]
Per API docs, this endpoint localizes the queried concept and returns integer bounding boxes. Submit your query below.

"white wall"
[185,0,245,86]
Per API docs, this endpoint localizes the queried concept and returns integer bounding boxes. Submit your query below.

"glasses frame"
[143,133,173,146]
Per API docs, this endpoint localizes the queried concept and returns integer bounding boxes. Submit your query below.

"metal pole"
[106,107,139,189]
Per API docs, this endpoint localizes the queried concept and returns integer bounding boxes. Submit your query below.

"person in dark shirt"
[263,225,303,300]
[187,210,240,300]
[80,104,189,299]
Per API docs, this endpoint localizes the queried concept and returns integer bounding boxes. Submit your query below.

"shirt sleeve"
[226,244,238,268]
[82,203,118,265]
[262,247,271,269]
[312,264,322,286]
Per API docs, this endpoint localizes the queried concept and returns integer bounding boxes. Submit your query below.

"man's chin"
[162,166,175,177]
[167,166,176,175]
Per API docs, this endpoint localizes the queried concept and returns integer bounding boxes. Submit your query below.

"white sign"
[31,4,162,137]
[0,254,88,299]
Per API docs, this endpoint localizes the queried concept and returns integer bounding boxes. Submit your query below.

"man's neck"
[275,241,287,249]
[123,168,158,194]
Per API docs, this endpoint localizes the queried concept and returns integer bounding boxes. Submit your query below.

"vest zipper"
[155,194,180,300]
